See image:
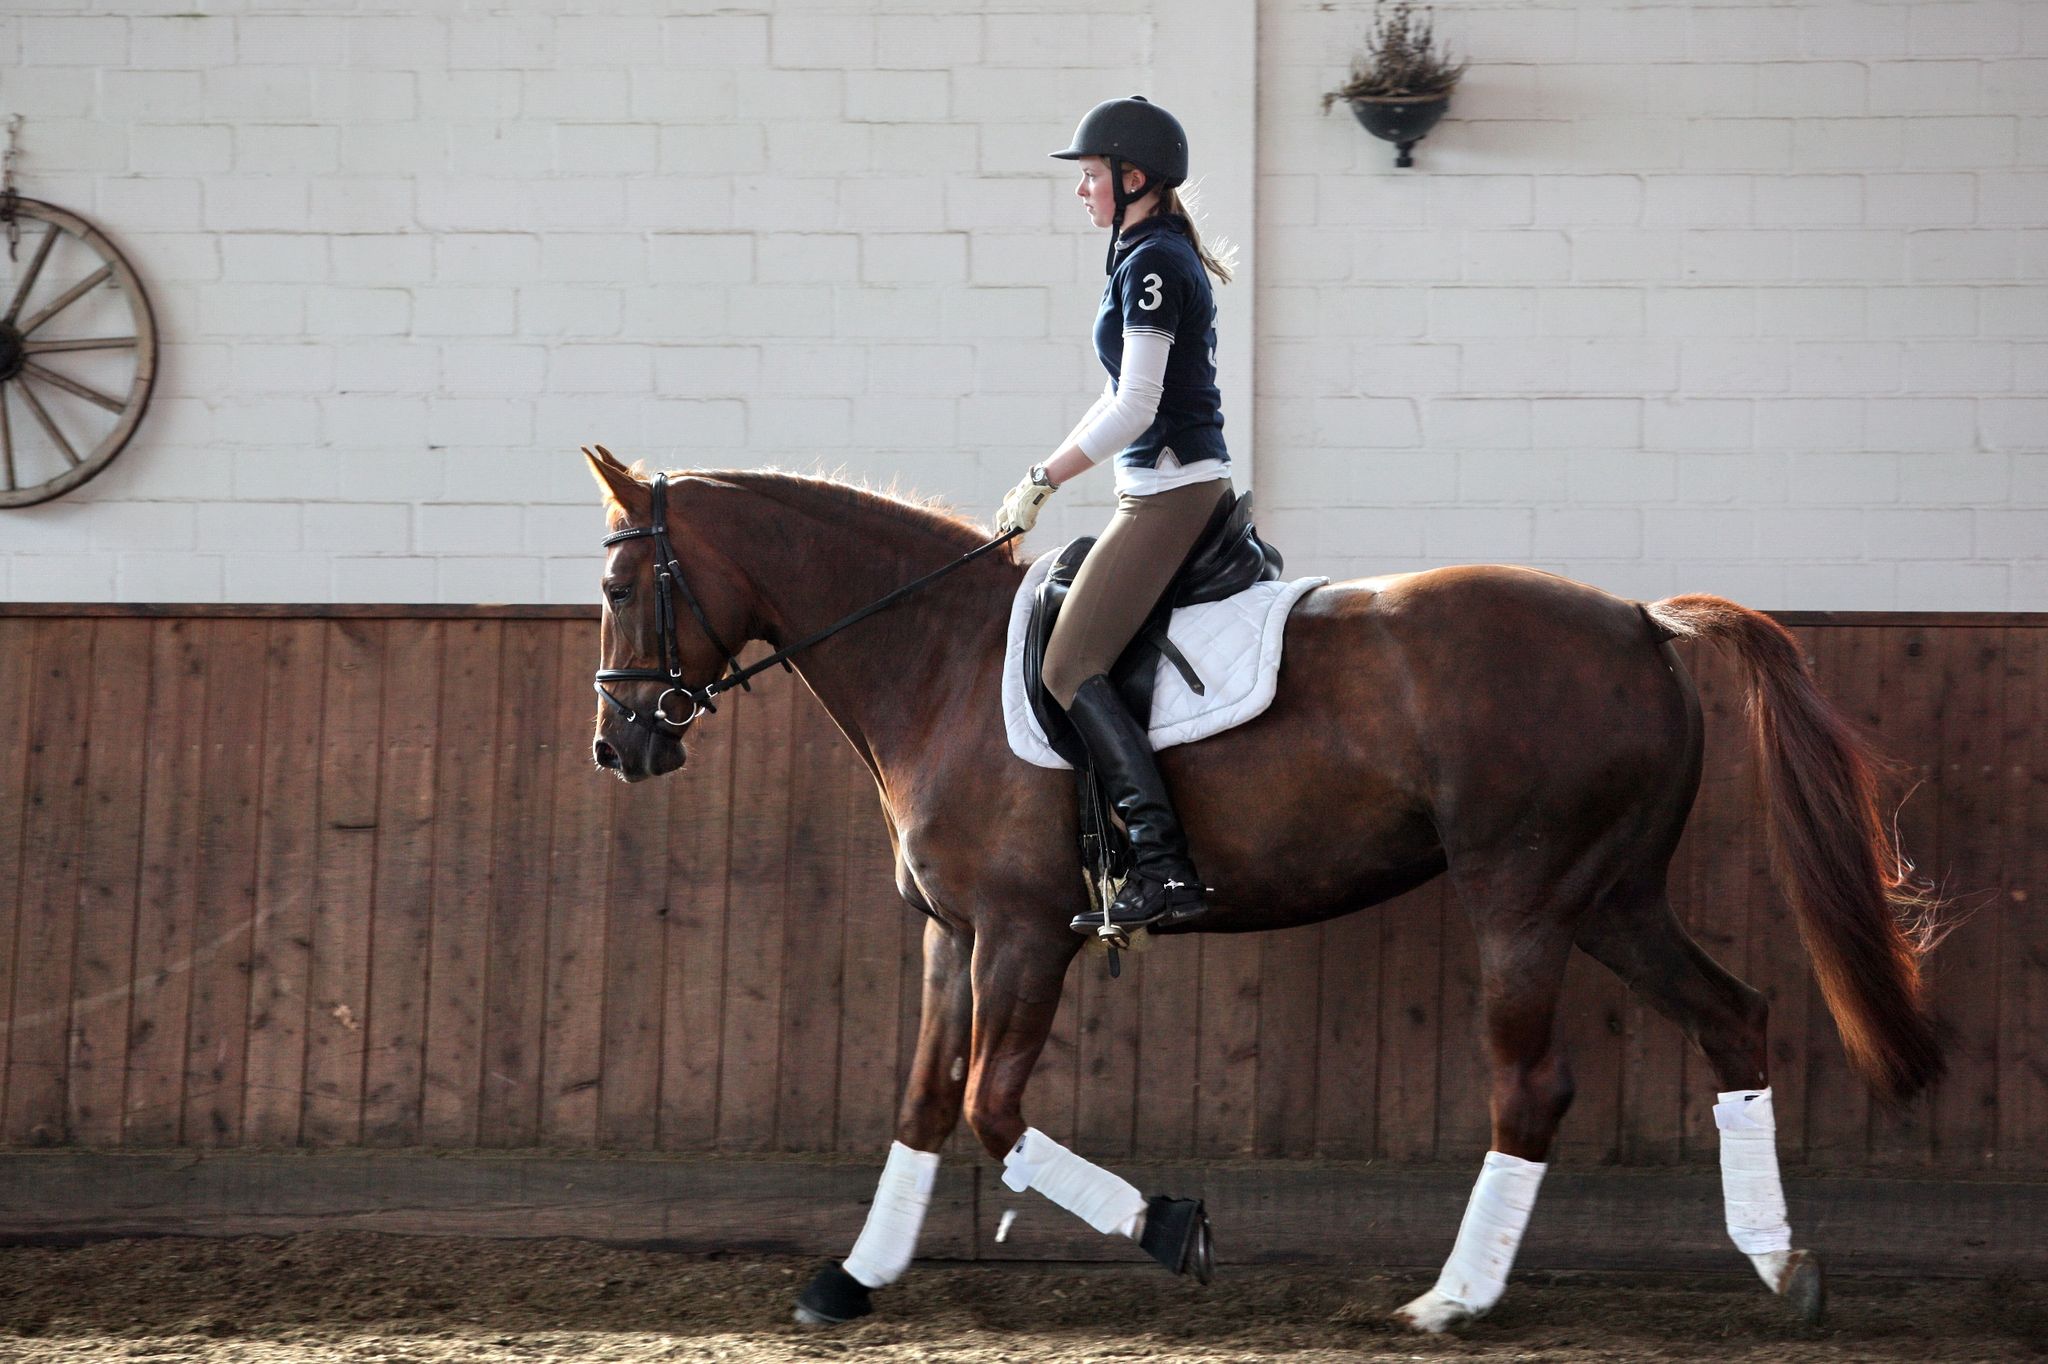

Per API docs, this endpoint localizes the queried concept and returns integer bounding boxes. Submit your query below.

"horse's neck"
[706,477,1018,773]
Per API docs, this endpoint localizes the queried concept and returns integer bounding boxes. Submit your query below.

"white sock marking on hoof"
[1749,1247,1792,1292]
[1394,1287,1479,1333]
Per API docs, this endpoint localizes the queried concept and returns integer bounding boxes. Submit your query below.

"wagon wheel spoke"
[1,389,13,493]
[22,359,124,413]
[19,262,113,337]
[25,335,138,354]
[14,374,81,466]
[3,223,57,326]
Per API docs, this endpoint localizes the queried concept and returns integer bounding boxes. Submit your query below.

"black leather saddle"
[1022,488,1284,770]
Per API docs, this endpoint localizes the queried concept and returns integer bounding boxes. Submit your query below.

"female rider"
[995,95,1237,936]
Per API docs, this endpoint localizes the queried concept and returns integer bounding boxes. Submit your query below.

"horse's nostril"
[593,739,622,771]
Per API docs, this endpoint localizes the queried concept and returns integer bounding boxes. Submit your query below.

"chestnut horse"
[583,449,1941,1333]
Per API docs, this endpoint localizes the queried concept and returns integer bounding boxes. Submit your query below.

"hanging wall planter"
[1323,2,1466,169]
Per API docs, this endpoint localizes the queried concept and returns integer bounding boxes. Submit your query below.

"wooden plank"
[361,620,442,1147]
[1073,917,1139,1160]
[477,622,560,1148]
[1376,882,1444,1160]
[1998,624,2047,1169]
[421,620,503,1147]
[0,621,34,1134]
[1930,626,2002,1169]
[1435,893,1491,1164]
[65,619,154,1146]
[599,748,669,1151]
[124,619,210,1145]
[773,692,848,1152]
[3,619,94,1145]
[1252,924,1322,1158]
[178,621,267,1147]
[832,759,905,1155]
[1312,910,1382,1160]
[541,622,612,1148]
[649,639,737,1150]
[1130,933,1202,1159]
[1192,932,1261,1157]
[1869,626,1941,1167]
[1799,627,1870,1164]
[302,621,384,1146]
[717,666,795,1150]
[239,621,328,1147]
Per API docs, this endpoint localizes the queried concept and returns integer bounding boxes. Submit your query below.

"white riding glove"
[995,465,1057,535]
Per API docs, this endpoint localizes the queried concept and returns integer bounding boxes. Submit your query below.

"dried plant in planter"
[1322,0,1467,107]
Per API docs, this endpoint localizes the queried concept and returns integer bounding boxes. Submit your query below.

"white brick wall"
[1262,0,2046,607]
[0,0,2041,610]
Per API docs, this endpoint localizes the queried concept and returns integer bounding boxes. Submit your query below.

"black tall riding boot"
[1062,674,1208,934]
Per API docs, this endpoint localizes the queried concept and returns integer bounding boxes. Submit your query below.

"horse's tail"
[1644,594,1945,1104]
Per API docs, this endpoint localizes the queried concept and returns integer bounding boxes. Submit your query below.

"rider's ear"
[583,444,647,516]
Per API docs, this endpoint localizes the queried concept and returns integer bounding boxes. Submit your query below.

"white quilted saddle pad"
[1002,549,1327,771]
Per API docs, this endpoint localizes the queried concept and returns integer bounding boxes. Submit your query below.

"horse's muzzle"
[593,729,686,782]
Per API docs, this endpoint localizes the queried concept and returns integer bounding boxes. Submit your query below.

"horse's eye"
[606,583,631,606]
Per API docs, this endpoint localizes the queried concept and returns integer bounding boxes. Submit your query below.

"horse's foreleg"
[1573,884,1822,1322]
[795,918,971,1327]
[962,926,1212,1280]
[1396,904,1575,1335]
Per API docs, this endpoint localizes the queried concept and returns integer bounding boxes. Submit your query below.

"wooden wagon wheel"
[0,197,159,508]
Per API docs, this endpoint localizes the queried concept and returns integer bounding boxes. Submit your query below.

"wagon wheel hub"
[0,322,23,383]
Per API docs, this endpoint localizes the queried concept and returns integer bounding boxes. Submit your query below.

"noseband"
[593,470,1023,739]
[593,471,752,734]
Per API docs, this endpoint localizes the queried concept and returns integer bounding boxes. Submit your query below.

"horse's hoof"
[1392,1287,1478,1334]
[1139,1195,1213,1283]
[794,1262,873,1326]
[1778,1249,1825,1325]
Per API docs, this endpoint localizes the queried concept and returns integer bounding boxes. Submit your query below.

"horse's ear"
[583,444,646,514]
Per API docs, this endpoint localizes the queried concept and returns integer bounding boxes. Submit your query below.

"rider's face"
[1075,155,1144,230]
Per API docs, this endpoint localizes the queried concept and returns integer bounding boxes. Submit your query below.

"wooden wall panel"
[0,606,2041,1179]
[124,619,207,1145]
[242,621,326,1147]
[304,620,383,1146]
[4,619,92,1145]
[361,620,442,1147]
[67,619,154,1146]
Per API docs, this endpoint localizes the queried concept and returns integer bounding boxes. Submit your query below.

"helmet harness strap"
[1105,155,1152,275]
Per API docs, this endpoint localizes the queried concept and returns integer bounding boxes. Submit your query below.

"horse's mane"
[636,462,1018,564]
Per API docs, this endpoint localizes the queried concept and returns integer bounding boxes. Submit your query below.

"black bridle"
[594,471,1021,737]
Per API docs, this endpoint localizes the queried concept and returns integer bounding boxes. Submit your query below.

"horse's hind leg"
[796,918,973,1326]
[1574,879,1823,1323]
[1396,870,1578,1334]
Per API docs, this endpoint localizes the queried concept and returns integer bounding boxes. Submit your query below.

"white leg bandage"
[1715,1087,1793,1286]
[1397,1151,1547,1332]
[1001,1128,1147,1239]
[842,1141,941,1289]
[1430,1151,1547,1313]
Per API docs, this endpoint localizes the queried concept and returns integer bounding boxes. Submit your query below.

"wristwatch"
[1028,464,1055,488]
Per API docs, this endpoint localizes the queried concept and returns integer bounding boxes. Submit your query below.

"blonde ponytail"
[1162,182,1236,285]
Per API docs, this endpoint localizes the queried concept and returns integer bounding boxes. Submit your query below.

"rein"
[595,471,1021,735]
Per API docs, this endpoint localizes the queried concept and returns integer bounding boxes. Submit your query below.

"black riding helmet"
[1050,95,1189,273]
